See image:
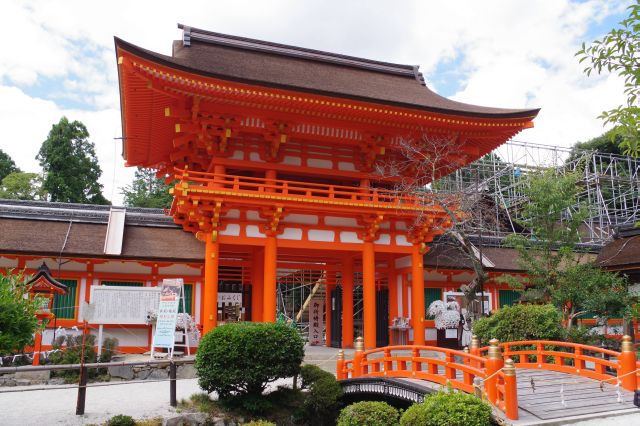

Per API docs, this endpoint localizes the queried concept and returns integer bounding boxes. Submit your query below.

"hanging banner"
[152,279,182,349]
[309,297,324,346]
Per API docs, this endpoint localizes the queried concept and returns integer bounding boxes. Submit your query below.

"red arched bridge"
[336,336,639,422]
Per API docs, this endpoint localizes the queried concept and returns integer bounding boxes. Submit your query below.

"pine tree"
[36,117,109,204]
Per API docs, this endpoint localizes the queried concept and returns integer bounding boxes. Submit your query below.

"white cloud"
[0,0,633,204]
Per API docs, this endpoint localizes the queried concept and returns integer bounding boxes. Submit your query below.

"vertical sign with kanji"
[309,297,324,346]
[151,279,182,357]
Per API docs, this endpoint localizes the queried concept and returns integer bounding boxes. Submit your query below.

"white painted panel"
[379,221,390,230]
[246,210,266,221]
[308,229,335,242]
[249,152,264,162]
[26,258,87,272]
[395,235,412,246]
[278,228,303,240]
[220,224,241,236]
[337,162,356,171]
[340,231,362,244]
[96,327,149,348]
[283,214,318,225]
[158,264,202,277]
[375,234,391,245]
[408,287,412,317]
[104,207,126,255]
[225,209,241,219]
[307,158,332,169]
[195,281,202,322]
[426,328,437,340]
[246,225,266,238]
[395,256,411,269]
[282,156,302,166]
[395,221,407,231]
[0,256,18,268]
[230,150,244,160]
[94,261,151,275]
[325,216,358,227]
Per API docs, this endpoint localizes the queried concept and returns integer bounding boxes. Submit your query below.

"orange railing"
[172,168,446,212]
[338,338,519,420]
[338,336,640,422]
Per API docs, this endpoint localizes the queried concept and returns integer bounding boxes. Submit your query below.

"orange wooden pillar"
[251,248,264,322]
[202,232,220,335]
[32,328,43,366]
[342,260,354,348]
[362,241,376,349]
[411,244,425,345]
[263,235,277,322]
[618,335,638,391]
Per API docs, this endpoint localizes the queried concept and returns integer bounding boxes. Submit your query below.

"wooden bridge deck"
[391,368,637,425]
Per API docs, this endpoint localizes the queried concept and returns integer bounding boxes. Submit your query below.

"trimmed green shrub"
[472,303,564,344]
[195,322,304,398]
[300,364,334,388]
[99,337,119,363]
[303,374,343,424]
[337,401,399,426]
[105,414,136,426]
[400,391,492,426]
[243,421,276,426]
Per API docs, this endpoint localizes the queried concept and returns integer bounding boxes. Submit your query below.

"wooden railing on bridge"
[337,335,639,422]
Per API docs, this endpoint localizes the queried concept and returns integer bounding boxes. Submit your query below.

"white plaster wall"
[94,261,151,275]
[340,231,362,244]
[220,224,241,236]
[395,235,411,246]
[246,225,266,238]
[308,230,335,242]
[282,156,302,166]
[225,209,241,219]
[375,234,391,245]
[307,158,333,169]
[0,256,18,268]
[278,228,303,240]
[337,162,356,171]
[26,258,87,272]
[283,214,318,225]
[246,210,266,221]
[158,264,202,277]
[325,216,358,227]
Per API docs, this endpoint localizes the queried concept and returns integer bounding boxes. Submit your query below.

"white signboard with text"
[152,279,182,349]
[89,286,160,325]
[309,297,324,346]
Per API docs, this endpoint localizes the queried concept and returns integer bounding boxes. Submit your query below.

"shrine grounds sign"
[152,280,182,349]
[309,297,324,345]
[89,286,160,324]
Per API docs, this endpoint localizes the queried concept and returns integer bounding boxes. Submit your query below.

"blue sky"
[0,0,632,204]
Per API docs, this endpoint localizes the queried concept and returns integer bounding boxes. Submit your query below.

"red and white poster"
[309,297,324,346]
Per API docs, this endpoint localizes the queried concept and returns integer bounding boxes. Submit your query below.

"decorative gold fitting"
[488,338,501,359]
[355,337,364,352]
[621,335,634,352]
[470,335,479,349]
[337,350,344,360]
[503,358,516,376]
[463,347,469,353]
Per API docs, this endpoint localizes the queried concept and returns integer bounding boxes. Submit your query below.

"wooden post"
[484,338,503,404]
[75,365,87,415]
[503,358,519,420]
[325,283,333,347]
[32,324,43,366]
[203,232,219,335]
[618,335,638,391]
[263,235,277,323]
[411,244,425,345]
[362,241,376,349]
[251,248,264,322]
[342,261,354,348]
[353,337,364,378]
[336,350,345,380]
[169,361,177,407]
[470,335,480,368]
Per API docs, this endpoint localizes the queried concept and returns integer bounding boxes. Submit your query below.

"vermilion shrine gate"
[115,25,538,349]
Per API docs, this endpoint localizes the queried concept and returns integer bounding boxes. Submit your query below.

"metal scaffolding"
[436,140,640,245]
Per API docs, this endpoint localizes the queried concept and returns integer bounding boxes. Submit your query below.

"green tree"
[36,117,109,204]
[568,129,623,163]
[121,168,173,208]
[0,172,46,200]
[576,1,640,157]
[0,272,41,356]
[504,169,588,301]
[0,149,20,182]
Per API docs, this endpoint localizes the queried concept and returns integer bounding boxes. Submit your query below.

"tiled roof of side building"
[114,25,540,119]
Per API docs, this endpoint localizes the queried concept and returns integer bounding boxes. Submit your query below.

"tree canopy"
[576,1,640,157]
[0,172,46,201]
[0,149,20,183]
[36,117,109,205]
[121,168,173,209]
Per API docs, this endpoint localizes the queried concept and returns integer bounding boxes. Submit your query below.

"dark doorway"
[376,288,389,347]
[330,286,342,348]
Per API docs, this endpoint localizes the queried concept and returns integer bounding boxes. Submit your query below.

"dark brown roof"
[424,244,524,272]
[597,234,640,269]
[114,25,539,119]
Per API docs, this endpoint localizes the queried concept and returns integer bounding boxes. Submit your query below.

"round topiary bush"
[105,414,136,426]
[243,421,276,426]
[400,391,492,426]
[337,401,399,426]
[472,303,564,344]
[195,322,304,398]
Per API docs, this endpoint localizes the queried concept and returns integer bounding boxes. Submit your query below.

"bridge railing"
[477,335,638,392]
[337,337,519,420]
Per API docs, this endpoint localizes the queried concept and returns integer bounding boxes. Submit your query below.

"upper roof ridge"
[178,24,421,78]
